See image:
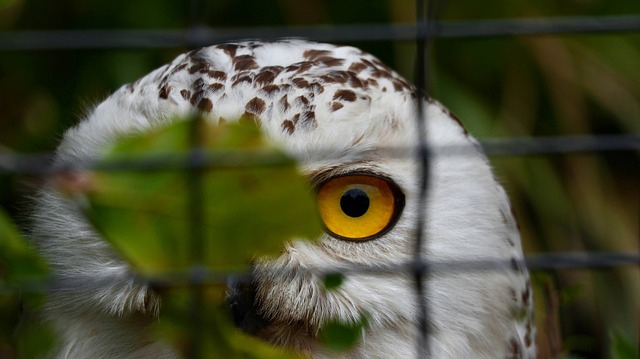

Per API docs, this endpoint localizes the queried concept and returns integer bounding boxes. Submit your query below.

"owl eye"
[316,173,405,241]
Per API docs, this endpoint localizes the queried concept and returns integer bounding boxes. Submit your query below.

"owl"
[30,40,535,358]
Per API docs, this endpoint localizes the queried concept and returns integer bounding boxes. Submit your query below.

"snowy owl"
[30,40,535,358]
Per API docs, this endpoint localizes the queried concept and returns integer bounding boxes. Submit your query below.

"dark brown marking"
[208,71,227,80]
[209,83,225,92]
[281,120,295,135]
[233,55,259,71]
[331,102,344,112]
[218,43,239,58]
[286,62,313,74]
[292,78,310,88]
[261,85,280,95]
[348,62,367,73]
[320,72,348,84]
[232,76,253,87]
[159,85,171,99]
[333,89,357,102]
[245,97,266,115]
[255,71,277,85]
[294,96,309,107]
[189,63,210,74]
[180,89,191,100]
[197,98,213,112]
[309,82,324,94]
[317,56,343,67]
[508,338,522,358]
[279,95,290,112]
[193,77,206,90]
[392,80,404,92]
[348,73,365,88]
[300,111,317,129]
[303,49,331,60]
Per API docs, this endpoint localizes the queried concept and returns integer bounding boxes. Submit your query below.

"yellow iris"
[317,174,404,241]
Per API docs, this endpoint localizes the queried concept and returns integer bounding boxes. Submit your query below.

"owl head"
[32,40,534,358]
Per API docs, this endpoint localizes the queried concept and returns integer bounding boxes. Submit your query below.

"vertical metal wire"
[413,0,434,357]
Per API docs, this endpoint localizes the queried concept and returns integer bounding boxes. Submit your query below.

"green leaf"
[63,118,322,358]
[322,273,344,291]
[610,330,639,359]
[0,208,51,358]
[0,208,48,285]
[79,119,323,275]
[319,316,367,352]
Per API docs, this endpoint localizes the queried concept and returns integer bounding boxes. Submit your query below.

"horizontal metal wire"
[0,15,639,51]
[3,252,638,296]
[1,134,638,176]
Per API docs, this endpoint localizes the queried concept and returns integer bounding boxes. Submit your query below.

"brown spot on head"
[208,71,227,80]
[189,90,204,105]
[279,94,290,112]
[189,63,210,75]
[285,61,313,74]
[333,89,357,102]
[331,102,344,112]
[303,49,332,60]
[292,78,310,88]
[232,75,253,87]
[308,82,325,94]
[245,97,266,115]
[208,83,225,92]
[218,43,239,58]
[294,95,309,106]
[197,98,213,112]
[233,55,259,71]
[508,338,522,358]
[348,62,367,73]
[261,84,280,95]
[392,80,404,92]
[300,111,317,129]
[302,49,343,67]
[524,323,532,347]
[321,72,348,84]
[255,70,277,85]
[159,85,171,99]
[281,120,295,135]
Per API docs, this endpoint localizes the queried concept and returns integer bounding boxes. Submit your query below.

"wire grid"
[1,0,639,358]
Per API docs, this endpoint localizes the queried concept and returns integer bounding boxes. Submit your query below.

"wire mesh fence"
[0,0,639,358]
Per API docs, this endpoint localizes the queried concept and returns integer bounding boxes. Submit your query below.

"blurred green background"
[0,0,638,358]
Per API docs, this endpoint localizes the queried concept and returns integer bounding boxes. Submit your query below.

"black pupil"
[340,188,370,218]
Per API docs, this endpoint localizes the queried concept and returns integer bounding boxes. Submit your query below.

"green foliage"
[319,316,368,352]
[63,119,323,358]
[322,273,344,291]
[0,208,51,358]
[79,120,322,275]
[610,330,639,359]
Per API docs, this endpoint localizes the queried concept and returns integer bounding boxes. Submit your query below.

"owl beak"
[226,273,269,335]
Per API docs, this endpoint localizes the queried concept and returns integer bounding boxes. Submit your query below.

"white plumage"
[30,40,535,358]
